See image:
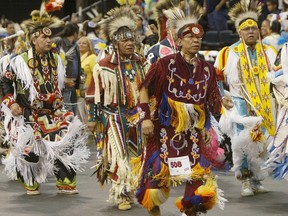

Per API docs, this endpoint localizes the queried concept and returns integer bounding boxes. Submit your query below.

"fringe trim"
[220,107,268,180]
[1,114,90,186]
[152,162,213,188]
[10,54,38,103]
[57,54,65,91]
[141,188,170,211]
[162,97,206,133]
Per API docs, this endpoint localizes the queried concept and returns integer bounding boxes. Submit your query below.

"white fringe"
[219,107,268,180]
[99,66,117,106]
[106,117,132,204]
[93,63,102,104]
[10,54,38,103]
[1,114,90,186]
[216,188,228,210]
[57,54,66,91]
[0,55,11,78]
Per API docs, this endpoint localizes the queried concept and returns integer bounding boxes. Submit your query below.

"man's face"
[33,33,52,54]
[117,38,136,57]
[261,20,270,38]
[6,23,15,35]
[267,2,277,12]
[239,26,259,46]
[178,27,201,56]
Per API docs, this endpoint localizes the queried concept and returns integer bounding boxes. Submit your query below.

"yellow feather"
[116,0,126,5]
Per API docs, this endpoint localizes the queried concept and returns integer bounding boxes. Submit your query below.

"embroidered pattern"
[167,59,210,102]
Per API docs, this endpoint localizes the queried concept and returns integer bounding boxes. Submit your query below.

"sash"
[238,42,275,136]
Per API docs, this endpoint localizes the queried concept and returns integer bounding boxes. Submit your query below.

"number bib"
[167,155,191,176]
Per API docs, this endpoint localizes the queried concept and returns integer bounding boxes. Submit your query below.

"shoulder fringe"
[10,53,38,103]
[93,64,117,105]
[0,55,11,78]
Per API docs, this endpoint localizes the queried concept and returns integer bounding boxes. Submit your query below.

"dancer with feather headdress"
[91,1,150,211]
[135,1,227,215]
[215,0,277,197]
[1,0,89,195]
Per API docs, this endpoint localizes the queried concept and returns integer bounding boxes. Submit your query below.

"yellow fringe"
[126,112,140,125]
[216,46,229,71]
[152,162,170,187]
[195,177,216,198]
[191,163,212,180]
[168,98,190,133]
[130,156,142,186]
[194,104,205,129]
[142,188,170,211]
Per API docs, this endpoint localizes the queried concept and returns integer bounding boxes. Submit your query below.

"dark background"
[0,0,117,23]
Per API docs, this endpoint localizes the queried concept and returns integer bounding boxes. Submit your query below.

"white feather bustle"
[219,108,268,180]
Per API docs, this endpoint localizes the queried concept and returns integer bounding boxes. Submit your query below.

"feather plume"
[20,1,64,39]
[99,6,137,41]
[154,0,182,40]
[228,0,261,30]
[163,0,203,34]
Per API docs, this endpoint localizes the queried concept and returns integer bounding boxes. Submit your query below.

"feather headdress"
[20,0,64,39]
[154,0,182,41]
[163,0,203,34]
[228,0,262,30]
[99,6,138,42]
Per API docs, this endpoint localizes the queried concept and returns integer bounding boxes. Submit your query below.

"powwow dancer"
[91,2,150,211]
[134,1,226,215]
[215,0,277,197]
[1,2,89,195]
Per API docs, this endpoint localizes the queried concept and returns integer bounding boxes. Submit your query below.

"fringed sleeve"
[93,63,102,104]
[206,63,222,116]
[140,59,167,104]
[10,53,38,103]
